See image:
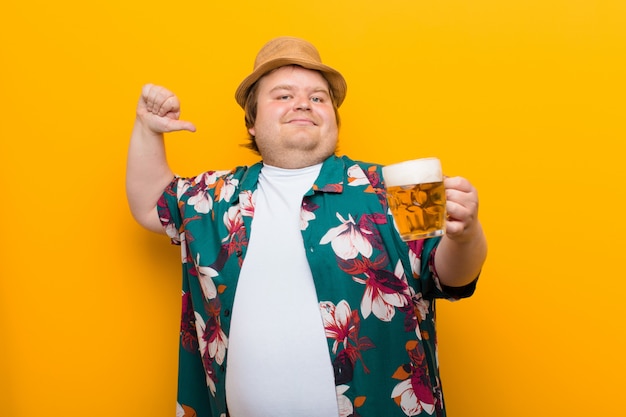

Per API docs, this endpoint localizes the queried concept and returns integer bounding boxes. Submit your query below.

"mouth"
[287,118,317,126]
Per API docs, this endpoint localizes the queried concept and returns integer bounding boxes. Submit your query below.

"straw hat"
[235,36,347,109]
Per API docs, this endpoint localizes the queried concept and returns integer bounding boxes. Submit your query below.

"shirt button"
[224,309,231,317]
[236,250,243,257]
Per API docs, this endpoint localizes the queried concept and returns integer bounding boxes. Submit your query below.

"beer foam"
[382,158,442,187]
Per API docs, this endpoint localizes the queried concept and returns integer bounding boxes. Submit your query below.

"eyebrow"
[269,85,330,95]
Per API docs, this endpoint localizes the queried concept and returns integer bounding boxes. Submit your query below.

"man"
[126,36,487,417]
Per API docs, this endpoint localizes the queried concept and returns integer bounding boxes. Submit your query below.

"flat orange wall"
[2,1,625,415]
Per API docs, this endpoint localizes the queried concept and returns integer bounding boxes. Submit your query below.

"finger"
[444,176,473,193]
[175,120,197,133]
[141,84,159,113]
[162,118,197,133]
[150,88,175,117]
[446,188,476,208]
[447,193,478,219]
[444,203,469,238]
[446,199,465,221]
[444,218,464,236]
[157,95,181,118]
[141,84,178,116]
[141,83,154,101]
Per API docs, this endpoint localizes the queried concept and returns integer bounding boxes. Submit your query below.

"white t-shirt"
[225,163,339,417]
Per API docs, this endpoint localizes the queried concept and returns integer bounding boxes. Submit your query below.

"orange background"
[2,0,625,416]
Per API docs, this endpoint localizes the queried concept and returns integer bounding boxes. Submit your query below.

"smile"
[287,119,316,126]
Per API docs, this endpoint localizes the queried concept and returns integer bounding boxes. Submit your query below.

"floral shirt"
[158,155,477,417]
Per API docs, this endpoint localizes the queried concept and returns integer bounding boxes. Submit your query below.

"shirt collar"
[239,161,264,192]
[240,155,345,195]
[309,155,345,195]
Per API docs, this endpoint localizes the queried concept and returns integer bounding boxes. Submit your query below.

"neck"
[260,149,334,169]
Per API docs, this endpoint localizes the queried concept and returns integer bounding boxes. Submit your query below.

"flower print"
[337,254,412,323]
[333,349,354,385]
[238,190,255,218]
[206,317,227,366]
[222,206,244,243]
[188,189,212,214]
[186,172,220,214]
[193,312,218,395]
[177,403,202,417]
[163,222,179,240]
[413,294,430,323]
[197,265,218,300]
[336,385,367,417]
[320,300,374,374]
[365,164,383,188]
[356,259,410,322]
[391,379,435,416]
[391,340,436,416]
[422,245,452,297]
[215,175,239,203]
[336,385,354,417]
[195,253,219,300]
[176,177,192,200]
[403,293,431,341]
[320,300,352,354]
[349,164,386,204]
[180,291,198,352]
[195,170,223,188]
[407,249,420,280]
[347,164,370,187]
[301,198,319,230]
[220,207,247,266]
[320,213,373,260]
[314,182,343,193]
[407,239,425,278]
[178,232,188,264]
[157,191,182,243]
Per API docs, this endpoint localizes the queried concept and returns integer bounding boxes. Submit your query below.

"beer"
[382,158,446,241]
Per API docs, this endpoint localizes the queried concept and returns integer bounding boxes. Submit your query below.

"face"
[249,65,339,168]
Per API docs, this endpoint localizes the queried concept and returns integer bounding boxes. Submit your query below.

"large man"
[126,36,487,417]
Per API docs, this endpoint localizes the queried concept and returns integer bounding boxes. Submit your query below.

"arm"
[434,176,488,287]
[125,84,196,233]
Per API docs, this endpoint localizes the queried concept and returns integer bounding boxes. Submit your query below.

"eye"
[279,95,291,100]
[311,96,323,103]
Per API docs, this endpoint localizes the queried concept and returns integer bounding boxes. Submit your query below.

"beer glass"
[382,157,446,241]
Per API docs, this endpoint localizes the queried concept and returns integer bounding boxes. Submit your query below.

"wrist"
[133,116,165,141]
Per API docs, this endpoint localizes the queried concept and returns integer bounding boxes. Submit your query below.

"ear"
[248,127,256,136]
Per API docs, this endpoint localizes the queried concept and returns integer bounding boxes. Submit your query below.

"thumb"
[160,117,197,134]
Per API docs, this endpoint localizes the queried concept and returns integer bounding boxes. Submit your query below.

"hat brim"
[235,57,347,109]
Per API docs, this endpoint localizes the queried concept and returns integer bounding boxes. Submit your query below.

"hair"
[241,66,342,154]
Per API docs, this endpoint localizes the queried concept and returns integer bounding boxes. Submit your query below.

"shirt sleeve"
[420,237,479,301]
[157,176,185,245]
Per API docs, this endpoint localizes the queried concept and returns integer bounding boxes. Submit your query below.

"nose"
[294,96,311,111]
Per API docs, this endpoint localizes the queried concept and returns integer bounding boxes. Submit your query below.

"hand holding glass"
[382,158,446,241]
